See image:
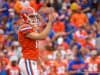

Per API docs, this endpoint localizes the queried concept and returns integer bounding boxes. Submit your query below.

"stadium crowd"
[0,0,100,75]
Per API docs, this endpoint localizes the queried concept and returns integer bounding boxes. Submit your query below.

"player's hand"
[48,13,55,23]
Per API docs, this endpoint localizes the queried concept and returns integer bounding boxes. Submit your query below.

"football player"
[18,7,55,75]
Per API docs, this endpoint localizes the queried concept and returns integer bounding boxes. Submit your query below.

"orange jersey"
[52,21,65,33]
[87,57,100,72]
[70,13,88,28]
[18,24,39,61]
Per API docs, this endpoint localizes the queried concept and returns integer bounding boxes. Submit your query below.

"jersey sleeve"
[19,24,33,35]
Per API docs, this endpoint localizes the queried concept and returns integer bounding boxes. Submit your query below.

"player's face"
[28,14,40,26]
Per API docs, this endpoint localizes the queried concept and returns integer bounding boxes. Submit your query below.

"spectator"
[52,17,65,33]
[70,3,88,28]
[80,0,92,13]
[67,49,86,75]
[87,9,96,25]
[86,50,100,75]
[30,0,43,12]
[7,55,21,75]
[0,52,9,75]
[52,0,62,12]
[0,0,9,17]
[14,0,23,14]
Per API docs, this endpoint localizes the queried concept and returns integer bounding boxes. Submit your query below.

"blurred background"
[0,0,100,75]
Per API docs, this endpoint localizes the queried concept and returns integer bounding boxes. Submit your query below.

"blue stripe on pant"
[25,59,33,75]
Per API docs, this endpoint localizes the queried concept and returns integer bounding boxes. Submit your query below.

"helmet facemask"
[25,13,40,26]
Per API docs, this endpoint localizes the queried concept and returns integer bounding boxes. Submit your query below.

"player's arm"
[26,14,54,40]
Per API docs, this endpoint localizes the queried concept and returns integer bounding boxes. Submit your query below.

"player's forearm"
[26,21,52,40]
[40,21,52,39]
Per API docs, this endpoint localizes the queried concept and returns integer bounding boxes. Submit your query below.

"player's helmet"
[21,7,40,25]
